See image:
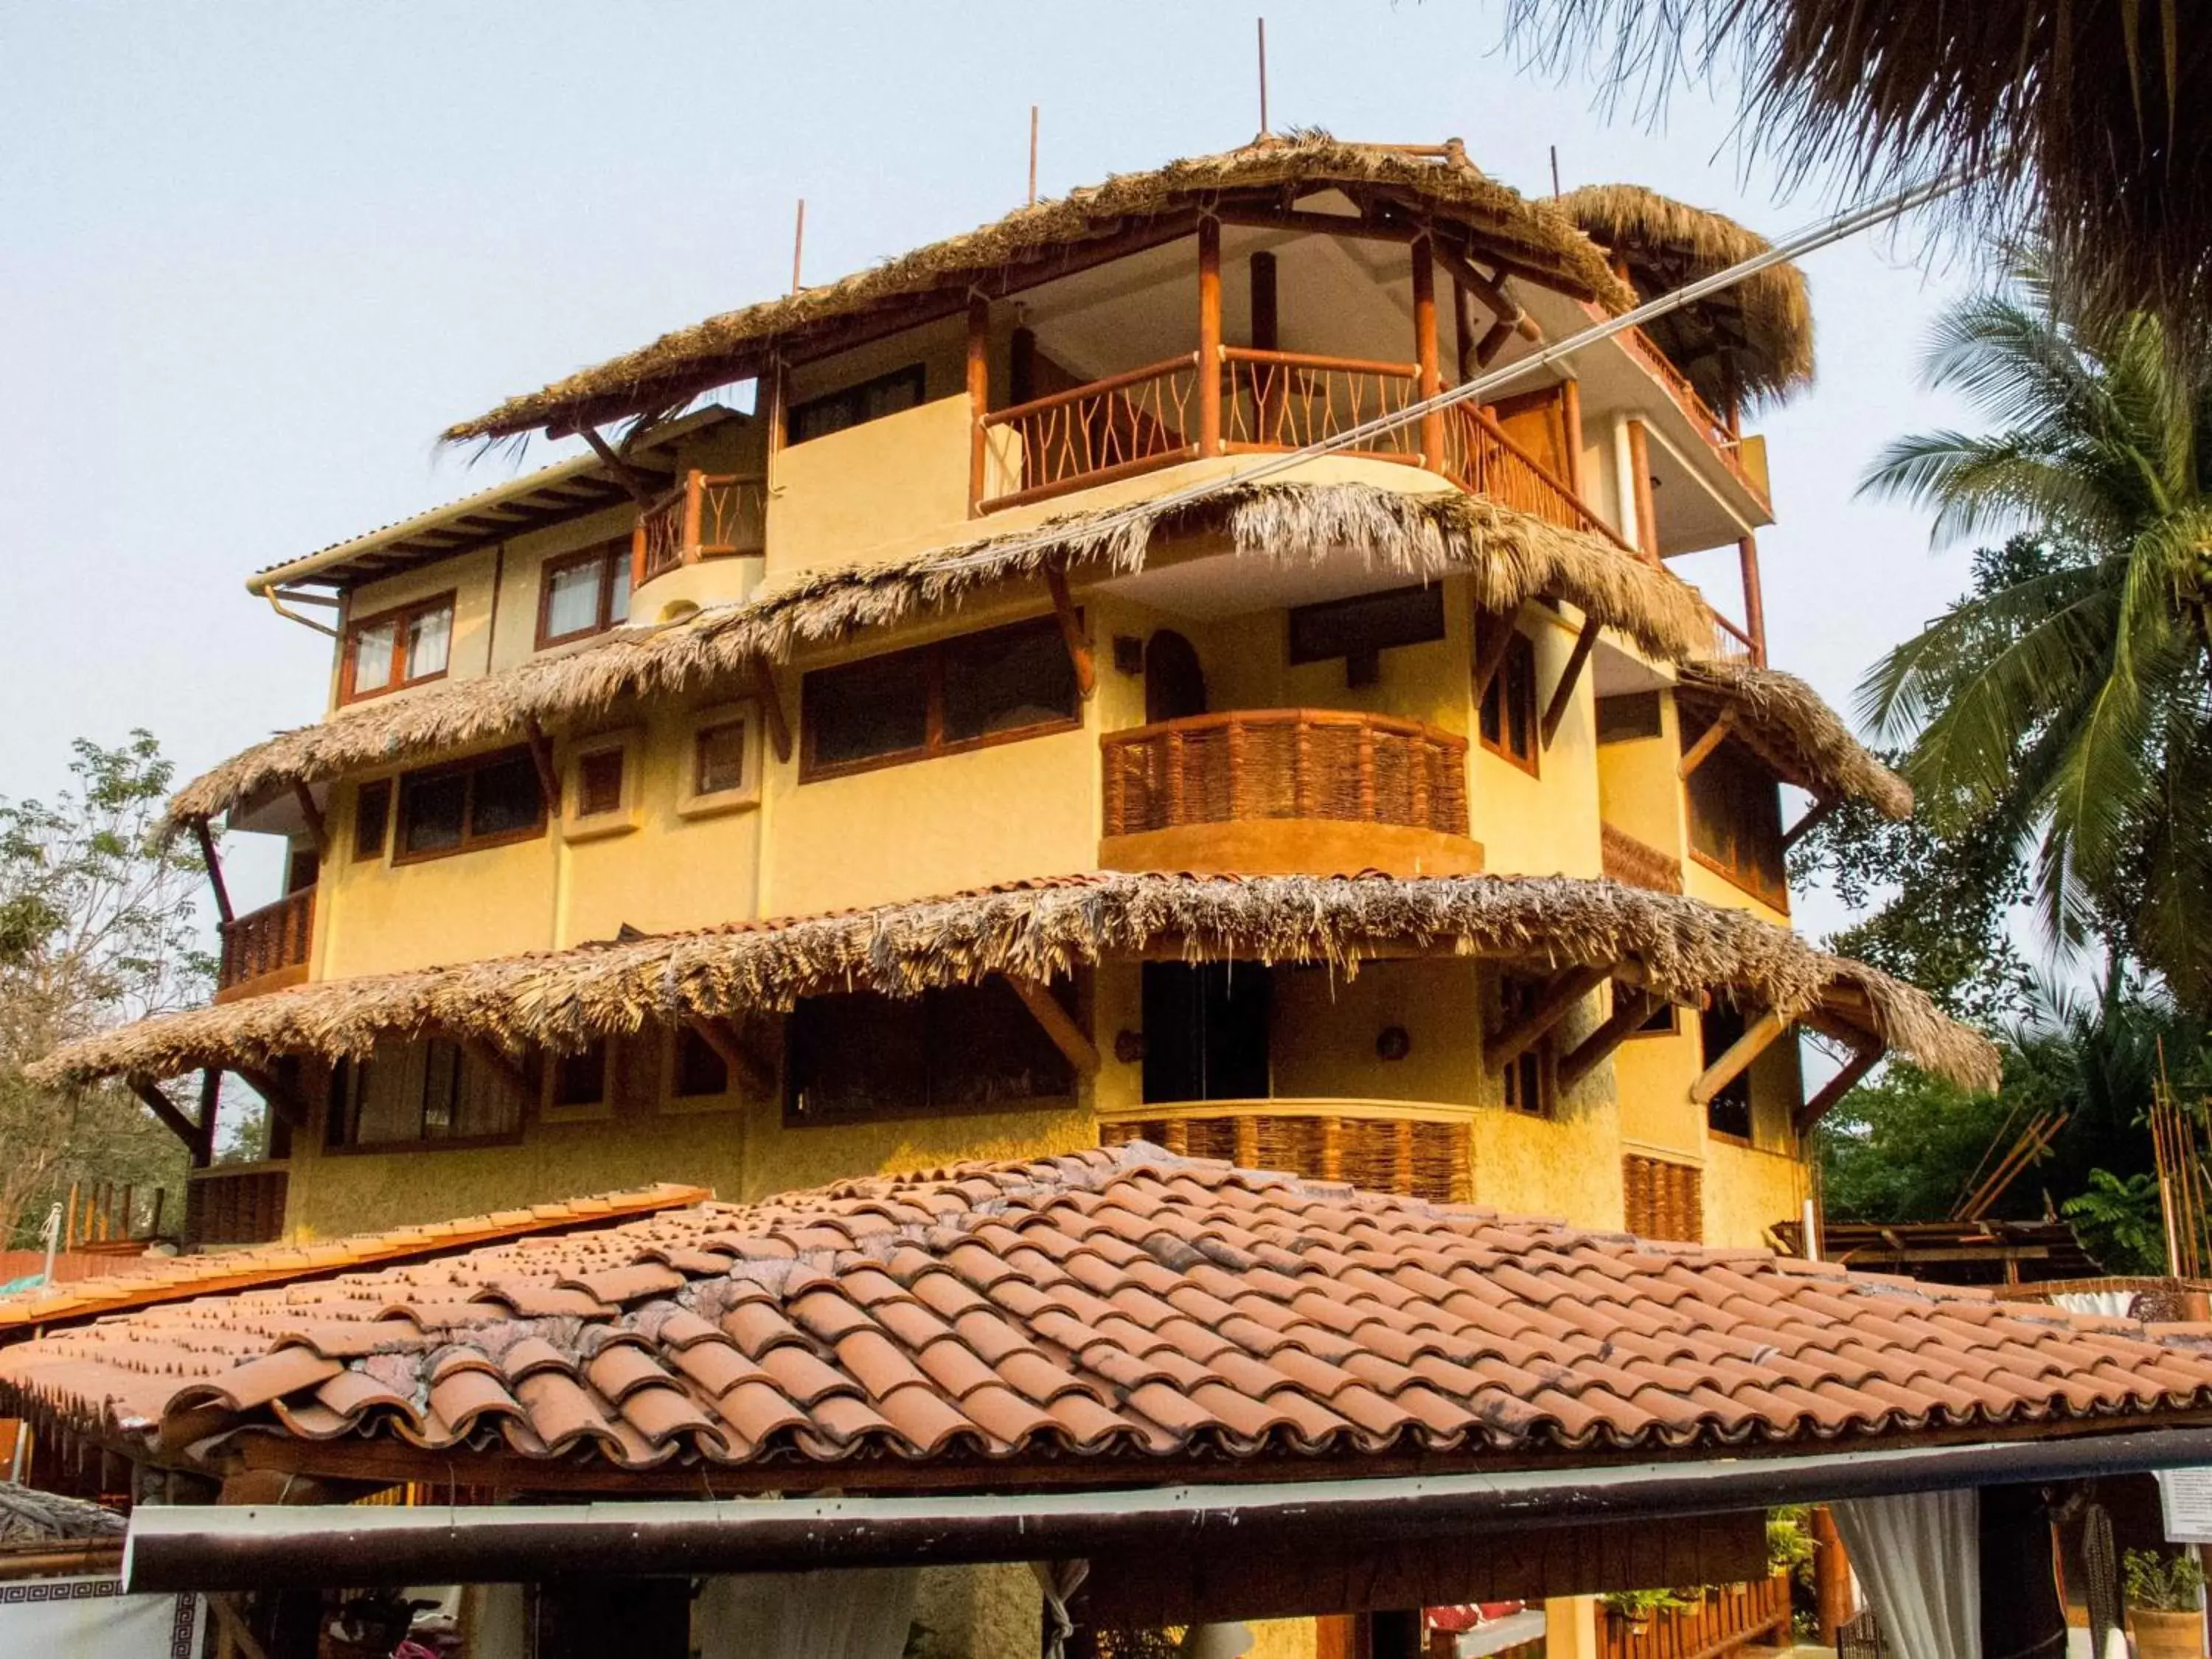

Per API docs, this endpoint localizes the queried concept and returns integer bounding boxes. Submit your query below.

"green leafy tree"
[2063,1170,2168,1275]
[1857,261,2212,1012]
[0,734,212,1246]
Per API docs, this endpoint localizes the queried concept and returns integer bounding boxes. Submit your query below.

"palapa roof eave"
[30,870,2000,1093]
[1675,659,1912,821]
[4,1145,2208,1493]
[1556,183,1815,409]
[444,135,1637,445]
[166,476,1722,828]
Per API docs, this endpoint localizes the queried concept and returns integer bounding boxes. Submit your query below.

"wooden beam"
[1691,1007,1791,1106]
[289,782,327,860]
[1559,375,1585,496]
[687,1017,774,1099]
[1782,796,1840,852]
[1043,566,1096,699]
[190,817,234,926]
[193,1068,220,1166]
[966,293,990,517]
[1196,217,1222,456]
[1540,614,1602,747]
[1471,606,1522,708]
[1626,419,1660,560]
[577,426,661,506]
[1736,534,1768,666]
[751,659,793,765]
[233,1065,307,1130]
[1411,235,1441,471]
[1005,976,1100,1077]
[524,721,560,815]
[209,1593,271,1659]
[1558,987,1663,1091]
[128,1075,205,1155]
[1795,1044,1882,1135]
[1677,711,1733,780]
[1427,242,1542,344]
[1484,965,1610,1073]
[1452,277,1476,383]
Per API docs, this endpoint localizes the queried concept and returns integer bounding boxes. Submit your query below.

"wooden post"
[1795,1043,1881,1135]
[1540,615,1602,748]
[290,782,327,860]
[1043,566,1095,698]
[1627,419,1660,560]
[1737,533,1767,666]
[1559,987,1663,1091]
[1250,250,1281,443]
[1197,218,1222,457]
[1677,712,1733,781]
[1485,965,1610,1072]
[751,659,793,765]
[191,818,234,926]
[1559,376,1585,497]
[1812,1506,1853,1644]
[1411,236,1441,472]
[195,1067,220,1168]
[679,469,704,563]
[967,293,991,515]
[1452,278,1475,384]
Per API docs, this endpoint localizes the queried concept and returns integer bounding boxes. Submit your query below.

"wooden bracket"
[1471,607,1522,709]
[1782,796,1840,852]
[751,659,793,765]
[1677,711,1734,781]
[1428,243,1543,347]
[1484,965,1610,1073]
[688,1016,775,1099]
[289,782,327,860]
[128,1074,207,1156]
[1006,975,1101,1077]
[1691,1007,1792,1106]
[209,1592,271,1659]
[191,815,234,926]
[1540,615,1602,748]
[233,1065,308,1130]
[1557,987,1663,1091]
[1795,1043,1882,1136]
[580,424,661,507]
[1043,566,1096,700]
[525,720,561,815]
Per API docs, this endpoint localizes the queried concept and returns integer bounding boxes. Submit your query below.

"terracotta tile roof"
[0,1184,709,1338]
[6,1148,2211,1490]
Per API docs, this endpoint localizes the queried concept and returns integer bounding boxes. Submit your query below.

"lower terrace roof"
[4,1146,2208,1497]
[28,870,1998,1092]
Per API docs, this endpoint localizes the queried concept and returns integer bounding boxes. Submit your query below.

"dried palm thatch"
[168,480,1718,827]
[1556,184,1814,408]
[445,135,1635,443]
[30,871,1999,1092]
[1510,1,2212,364]
[1676,659,1911,820]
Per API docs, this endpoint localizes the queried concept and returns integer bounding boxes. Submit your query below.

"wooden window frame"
[324,1046,527,1155]
[787,363,928,446]
[352,779,393,863]
[391,745,549,866]
[678,703,762,818]
[561,730,641,841]
[1683,730,1790,911]
[1478,628,1541,776]
[542,1038,613,1124]
[1495,973,1559,1118]
[799,615,1083,784]
[535,541,630,650]
[340,591,455,705]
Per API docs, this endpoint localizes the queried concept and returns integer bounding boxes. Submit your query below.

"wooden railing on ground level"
[633,469,767,585]
[1601,824,1684,894]
[185,1162,288,1247]
[1102,709,1469,838]
[1102,1106,1471,1204]
[217,888,314,998]
[1601,1575,1792,1659]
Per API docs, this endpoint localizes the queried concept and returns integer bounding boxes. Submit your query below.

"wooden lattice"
[1623,1152,1703,1242]
[1103,1113,1471,1203]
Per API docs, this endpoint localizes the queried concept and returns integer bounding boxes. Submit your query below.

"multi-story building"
[37,136,1993,1254]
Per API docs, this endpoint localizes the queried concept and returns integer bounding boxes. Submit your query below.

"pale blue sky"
[0,1,1978,933]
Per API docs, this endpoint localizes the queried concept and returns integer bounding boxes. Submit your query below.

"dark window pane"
[789,993,929,1121]
[420,1040,462,1136]
[1701,1005,1754,1138]
[929,981,1074,1106]
[1686,734,1785,900]
[576,749,625,818]
[469,754,544,838]
[552,1041,608,1108]
[807,650,931,769]
[1596,691,1663,744]
[353,780,392,861]
[400,772,467,855]
[942,621,1078,743]
[674,1026,731,1098]
[1141,962,1270,1104]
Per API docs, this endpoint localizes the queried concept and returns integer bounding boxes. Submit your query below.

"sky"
[0,1,1984,937]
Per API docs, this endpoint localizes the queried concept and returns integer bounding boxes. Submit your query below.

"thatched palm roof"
[170,480,1722,827]
[30,871,1999,1092]
[1675,659,1911,821]
[445,136,1636,444]
[1556,184,1814,409]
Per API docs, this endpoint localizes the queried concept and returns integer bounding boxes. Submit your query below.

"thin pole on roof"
[790,199,806,296]
[1029,105,1040,207]
[1256,18,1269,136]
[1550,145,1562,198]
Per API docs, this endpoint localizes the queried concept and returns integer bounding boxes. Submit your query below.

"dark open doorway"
[1144,629,1207,723]
[1141,961,1270,1103]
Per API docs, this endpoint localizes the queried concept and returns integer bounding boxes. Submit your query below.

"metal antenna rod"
[790,199,806,296]
[1256,18,1269,135]
[1029,105,1039,207]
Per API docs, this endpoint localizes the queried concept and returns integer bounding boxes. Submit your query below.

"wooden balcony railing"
[1220,347,1422,459]
[1600,1575,1792,1659]
[1441,402,1641,556]
[1102,1105,1471,1204]
[633,469,767,586]
[980,353,1202,512]
[1615,324,1771,508]
[185,1161,288,1247]
[1102,709,1469,839]
[216,888,314,1002]
[1709,611,1758,664]
[1601,824,1683,894]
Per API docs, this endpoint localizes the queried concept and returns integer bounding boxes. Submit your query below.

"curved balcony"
[1099,709,1483,877]
[1100,1102,1472,1205]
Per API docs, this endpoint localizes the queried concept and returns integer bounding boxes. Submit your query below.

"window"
[325,1039,524,1150]
[1684,727,1787,906]
[1495,974,1556,1116]
[1287,584,1447,685]
[286,848,320,893]
[673,1027,731,1099]
[1700,1004,1754,1141]
[352,781,392,862]
[575,748,625,818]
[695,720,748,796]
[1141,962,1271,1105]
[537,542,631,649]
[549,1040,610,1112]
[674,706,759,816]
[342,594,453,703]
[1596,691,1663,744]
[787,980,1077,1125]
[1478,628,1540,773]
[788,364,927,445]
[801,617,1080,781]
[394,747,547,862]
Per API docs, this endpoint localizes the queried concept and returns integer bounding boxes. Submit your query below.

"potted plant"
[2125,1548,2206,1659]
[1599,1590,1691,1638]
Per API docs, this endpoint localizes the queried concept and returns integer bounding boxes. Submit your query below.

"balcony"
[1101,1103,1471,1205]
[1613,324,1771,510]
[185,1161,288,1246]
[1100,709,1482,877]
[632,468,767,587]
[215,887,314,1004]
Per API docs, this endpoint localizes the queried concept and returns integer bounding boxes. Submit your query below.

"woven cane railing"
[1102,1108,1472,1204]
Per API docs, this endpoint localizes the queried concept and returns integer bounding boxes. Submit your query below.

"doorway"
[1141,961,1270,1104]
[1144,630,1207,723]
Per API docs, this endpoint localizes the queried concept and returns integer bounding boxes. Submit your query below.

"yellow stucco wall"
[1596,683,1688,855]
[1703,1135,1811,1251]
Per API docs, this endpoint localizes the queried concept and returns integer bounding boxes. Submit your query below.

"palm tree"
[1857,262,2212,1009]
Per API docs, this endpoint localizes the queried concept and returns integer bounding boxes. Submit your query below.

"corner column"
[1197,217,1222,456]
[967,293,991,515]
[1412,235,1441,473]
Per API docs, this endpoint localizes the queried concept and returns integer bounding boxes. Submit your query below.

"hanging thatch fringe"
[447,136,1638,444]
[1676,660,1912,821]
[29,872,2000,1093]
[167,480,1720,827]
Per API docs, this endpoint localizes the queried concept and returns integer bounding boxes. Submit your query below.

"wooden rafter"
[1540,615,1603,747]
[1782,796,1840,852]
[577,425,661,506]
[1043,566,1096,699]
[1690,1008,1791,1106]
[688,1016,775,1099]
[1677,711,1734,781]
[524,720,561,815]
[751,659,793,764]
[1471,606,1523,707]
[1557,987,1663,1091]
[190,816,234,926]
[1006,976,1100,1077]
[289,782,327,860]
[232,1065,307,1133]
[128,1074,206,1157]
[1795,1043,1882,1136]
[1484,965,1610,1073]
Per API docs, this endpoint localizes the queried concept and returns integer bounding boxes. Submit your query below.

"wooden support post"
[1471,607,1521,708]
[1251,249,1283,440]
[1006,976,1101,1077]
[1812,1506,1854,1644]
[1737,534,1767,666]
[1249,251,1278,351]
[191,817,234,926]
[1196,218,1222,456]
[194,1067,220,1167]
[1691,1008,1791,1106]
[1795,1044,1882,1135]
[1484,965,1610,1073]
[1677,711,1733,781]
[1411,234,1441,472]
[1627,419,1660,560]
[209,1593,271,1659]
[234,1065,307,1130]
[128,1076,204,1157]
[1043,566,1096,698]
[751,659,793,764]
[1429,244,1539,346]
[524,720,561,815]
[967,293,991,516]
[1540,614,1602,748]
[63,1181,77,1251]
[1473,317,1515,368]
[1782,796,1840,852]
[1559,375,1585,497]
[1558,987,1663,1091]
[578,425,661,507]
[290,782,327,860]
[687,1016,774,1099]
[1452,276,1475,383]
[759,358,787,469]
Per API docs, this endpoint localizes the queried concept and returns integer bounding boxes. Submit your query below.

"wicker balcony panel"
[1104,1109,1470,1204]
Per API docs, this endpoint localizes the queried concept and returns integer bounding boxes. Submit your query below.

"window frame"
[1495,973,1558,1117]
[785,979,1079,1127]
[535,541,631,650]
[1683,727,1790,911]
[542,1037,614,1124]
[787,363,928,446]
[1478,627,1541,776]
[340,591,456,705]
[324,1041,527,1154]
[352,779,393,864]
[678,703,762,818]
[390,745,550,866]
[561,729,642,841]
[1700,1004,1757,1144]
[799,615,1083,784]
[658,1024,748,1115]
